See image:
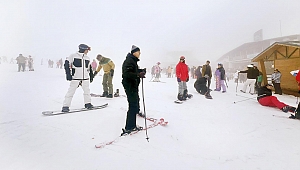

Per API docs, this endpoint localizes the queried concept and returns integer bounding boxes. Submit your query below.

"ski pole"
[141,78,149,142]
[233,94,265,104]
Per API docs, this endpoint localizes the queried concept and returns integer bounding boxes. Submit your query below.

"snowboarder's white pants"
[242,79,256,93]
[63,80,91,107]
[178,81,187,95]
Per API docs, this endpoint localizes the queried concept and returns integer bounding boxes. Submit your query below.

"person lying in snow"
[257,84,300,118]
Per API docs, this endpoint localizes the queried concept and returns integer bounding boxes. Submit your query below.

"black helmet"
[78,44,90,51]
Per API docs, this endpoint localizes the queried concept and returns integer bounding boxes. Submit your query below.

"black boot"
[106,94,113,98]
[100,91,108,97]
[62,106,69,112]
[177,93,183,101]
[85,103,93,109]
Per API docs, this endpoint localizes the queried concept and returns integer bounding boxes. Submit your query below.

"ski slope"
[1,63,300,170]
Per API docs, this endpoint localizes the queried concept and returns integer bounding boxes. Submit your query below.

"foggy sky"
[1,0,300,67]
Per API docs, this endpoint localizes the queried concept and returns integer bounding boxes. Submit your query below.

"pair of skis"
[95,116,168,149]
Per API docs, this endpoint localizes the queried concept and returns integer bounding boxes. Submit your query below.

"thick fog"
[1,0,300,67]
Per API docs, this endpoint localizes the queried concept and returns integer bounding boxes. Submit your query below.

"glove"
[177,78,181,82]
[138,72,146,78]
[142,68,146,74]
[93,71,98,77]
[298,90,300,94]
[90,76,93,83]
[110,69,114,77]
[66,73,72,81]
[186,77,189,82]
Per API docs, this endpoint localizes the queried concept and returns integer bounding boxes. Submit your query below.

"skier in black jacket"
[239,64,259,94]
[121,45,146,134]
[194,77,208,95]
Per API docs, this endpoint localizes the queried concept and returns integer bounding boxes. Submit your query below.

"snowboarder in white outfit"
[62,44,94,112]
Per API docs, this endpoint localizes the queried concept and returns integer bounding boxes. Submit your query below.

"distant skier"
[121,45,146,135]
[195,66,202,79]
[176,56,191,101]
[61,44,94,112]
[93,54,115,98]
[153,62,161,82]
[28,55,34,71]
[214,67,221,91]
[16,54,26,72]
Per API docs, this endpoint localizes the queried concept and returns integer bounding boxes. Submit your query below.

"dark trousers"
[124,89,140,130]
[18,63,25,72]
[273,82,282,95]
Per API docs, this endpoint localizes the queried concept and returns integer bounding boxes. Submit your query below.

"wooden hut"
[252,41,300,95]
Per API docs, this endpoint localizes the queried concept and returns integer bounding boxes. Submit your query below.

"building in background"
[216,30,300,73]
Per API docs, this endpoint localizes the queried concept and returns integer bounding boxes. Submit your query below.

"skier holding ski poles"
[121,45,146,135]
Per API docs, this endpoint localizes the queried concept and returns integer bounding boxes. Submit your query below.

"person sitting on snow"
[194,76,208,95]
[257,84,299,117]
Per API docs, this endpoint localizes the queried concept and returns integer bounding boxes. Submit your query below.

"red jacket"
[296,70,300,82]
[176,62,189,81]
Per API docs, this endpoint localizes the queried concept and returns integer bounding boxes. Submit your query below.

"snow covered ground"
[1,63,300,170]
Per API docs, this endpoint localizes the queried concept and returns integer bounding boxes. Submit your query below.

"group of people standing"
[16,54,34,72]
[61,44,146,134]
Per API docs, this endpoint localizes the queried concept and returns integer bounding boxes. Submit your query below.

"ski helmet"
[78,44,90,51]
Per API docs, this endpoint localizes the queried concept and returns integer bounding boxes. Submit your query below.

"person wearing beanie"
[61,44,94,112]
[257,84,298,114]
[121,45,146,135]
[93,54,115,98]
[176,56,190,101]
[239,64,259,94]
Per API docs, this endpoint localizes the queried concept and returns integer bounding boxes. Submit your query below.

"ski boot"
[177,93,184,101]
[121,125,143,136]
[62,106,70,112]
[281,106,295,113]
[114,89,120,97]
[100,91,108,97]
[205,92,213,99]
[106,94,113,98]
[85,103,94,109]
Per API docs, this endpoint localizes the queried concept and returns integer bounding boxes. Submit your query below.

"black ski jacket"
[257,85,272,101]
[122,53,143,92]
[239,68,259,79]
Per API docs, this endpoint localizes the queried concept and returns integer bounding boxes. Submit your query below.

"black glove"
[177,78,181,82]
[142,68,146,74]
[64,60,72,81]
[138,72,146,78]
[110,69,114,77]
[93,71,98,77]
[66,73,72,81]
[298,90,300,94]
[186,77,189,82]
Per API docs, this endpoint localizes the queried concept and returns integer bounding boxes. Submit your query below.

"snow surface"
[1,63,300,170]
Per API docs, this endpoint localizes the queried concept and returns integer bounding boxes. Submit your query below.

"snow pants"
[178,81,187,95]
[258,96,286,110]
[220,80,226,92]
[63,80,91,107]
[102,73,113,94]
[124,89,140,130]
[242,79,256,94]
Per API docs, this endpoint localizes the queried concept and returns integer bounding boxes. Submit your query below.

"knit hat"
[247,64,253,68]
[157,62,161,65]
[180,56,185,60]
[131,45,140,54]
